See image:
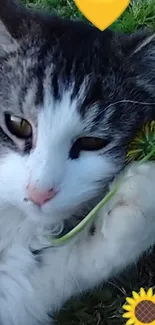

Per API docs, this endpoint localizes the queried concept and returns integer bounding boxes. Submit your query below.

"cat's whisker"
[105,99,155,110]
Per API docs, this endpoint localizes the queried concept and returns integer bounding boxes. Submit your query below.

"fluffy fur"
[0,1,155,324]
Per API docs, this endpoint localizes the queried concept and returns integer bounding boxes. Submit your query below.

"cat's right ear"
[0,20,18,56]
[0,0,33,56]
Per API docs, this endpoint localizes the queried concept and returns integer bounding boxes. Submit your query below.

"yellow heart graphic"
[74,0,130,31]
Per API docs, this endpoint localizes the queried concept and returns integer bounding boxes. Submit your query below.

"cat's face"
[0,0,154,225]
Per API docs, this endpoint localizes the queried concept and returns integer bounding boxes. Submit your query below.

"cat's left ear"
[0,0,39,55]
[122,29,155,57]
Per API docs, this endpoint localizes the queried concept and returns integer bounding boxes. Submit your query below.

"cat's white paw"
[100,162,155,244]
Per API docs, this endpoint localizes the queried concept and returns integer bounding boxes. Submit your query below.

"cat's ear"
[0,0,34,55]
[0,20,18,56]
[122,29,155,57]
[134,31,155,56]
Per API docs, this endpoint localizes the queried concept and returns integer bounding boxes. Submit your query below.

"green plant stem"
[50,144,155,246]
[50,184,118,246]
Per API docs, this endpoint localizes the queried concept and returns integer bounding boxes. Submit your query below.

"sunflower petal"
[123,305,132,311]
[126,297,135,305]
[123,312,132,319]
[140,288,146,298]
[147,288,153,297]
[132,291,139,300]
[126,319,135,325]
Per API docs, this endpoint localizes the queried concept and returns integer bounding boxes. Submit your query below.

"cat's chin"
[23,204,71,228]
[15,187,105,230]
[23,204,86,232]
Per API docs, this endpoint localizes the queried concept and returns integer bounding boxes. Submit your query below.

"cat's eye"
[70,137,108,159]
[5,114,32,139]
[78,137,106,151]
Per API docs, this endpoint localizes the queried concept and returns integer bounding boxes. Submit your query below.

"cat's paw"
[100,162,155,243]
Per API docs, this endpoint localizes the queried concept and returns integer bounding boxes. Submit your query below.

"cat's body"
[1,1,155,324]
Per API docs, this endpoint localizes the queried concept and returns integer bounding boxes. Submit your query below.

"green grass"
[23,0,155,31]
[22,0,155,324]
[23,0,83,18]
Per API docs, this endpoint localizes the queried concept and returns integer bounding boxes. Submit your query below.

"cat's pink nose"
[27,185,57,206]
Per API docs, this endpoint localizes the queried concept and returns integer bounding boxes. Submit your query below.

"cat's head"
[0,0,154,226]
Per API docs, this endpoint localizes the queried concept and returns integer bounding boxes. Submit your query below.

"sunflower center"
[135,300,155,323]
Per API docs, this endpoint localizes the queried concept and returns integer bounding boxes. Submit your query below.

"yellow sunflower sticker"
[123,288,155,325]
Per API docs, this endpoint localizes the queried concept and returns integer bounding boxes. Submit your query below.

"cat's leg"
[1,162,155,325]
[69,162,155,292]
[0,245,53,325]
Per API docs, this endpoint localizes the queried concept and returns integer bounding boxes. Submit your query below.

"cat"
[0,1,155,324]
